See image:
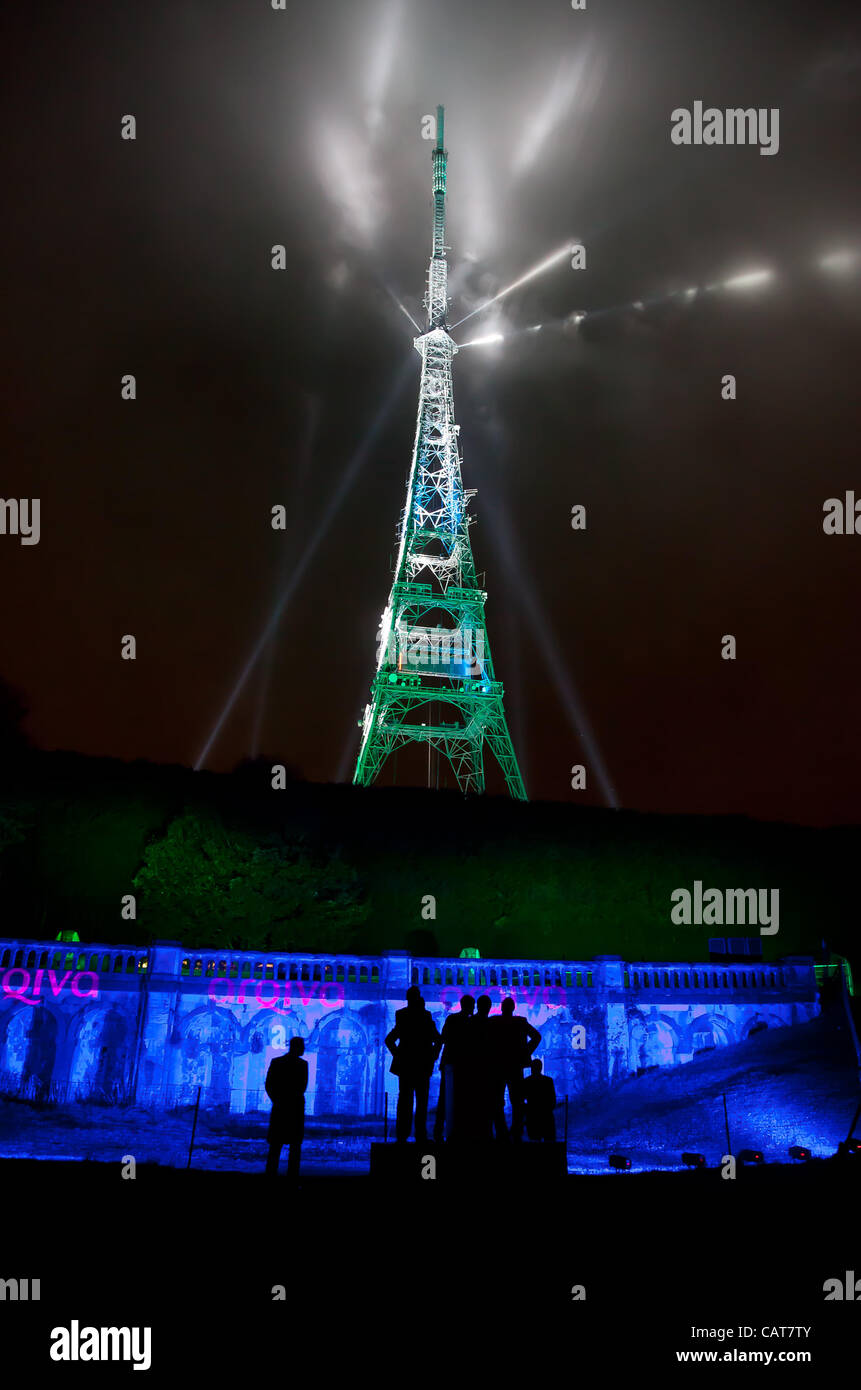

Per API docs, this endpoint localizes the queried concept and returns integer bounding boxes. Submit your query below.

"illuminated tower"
[354,106,526,799]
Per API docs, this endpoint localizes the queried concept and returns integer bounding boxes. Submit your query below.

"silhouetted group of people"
[385,986,557,1145]
[264,988,557,1177]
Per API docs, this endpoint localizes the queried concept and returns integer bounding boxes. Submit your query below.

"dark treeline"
[1,745,858,966]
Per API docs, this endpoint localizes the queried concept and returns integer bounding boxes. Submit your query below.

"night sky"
[4,0,861,825]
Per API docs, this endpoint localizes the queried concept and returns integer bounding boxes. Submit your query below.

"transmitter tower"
[354,107,526,799]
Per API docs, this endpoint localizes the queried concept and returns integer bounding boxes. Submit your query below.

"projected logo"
[1,968,99,1006]
[207,976,345,1012]
[437,984,570,1013]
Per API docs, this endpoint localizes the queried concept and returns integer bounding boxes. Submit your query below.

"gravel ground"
[1,1015,855,1175]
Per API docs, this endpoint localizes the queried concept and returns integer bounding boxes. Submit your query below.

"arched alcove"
[69,1007,131,1102]
[171,1007,238,1109]
[242,1011,308,1113]
[312,1012,370,1116]
[1,1004,59,1100]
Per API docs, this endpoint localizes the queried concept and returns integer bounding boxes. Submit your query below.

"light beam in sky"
[511,47,607,175]
[719,268,774,291]
[363,0,402,138]
[460,332,505,348]
[312,118,384,249]
[818,248,858,273]
[381,280,422,331]
[195,357,415,770]
[450,244,573,329]
[475,425,620,811]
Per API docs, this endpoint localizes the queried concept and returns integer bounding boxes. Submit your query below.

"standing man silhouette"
[522,1059,558,1141]
[385,985,441,1143]
[265,1036,308,1178]
[433,994,475,1142]
[467,994,496,1141]
[492,997,541,1141]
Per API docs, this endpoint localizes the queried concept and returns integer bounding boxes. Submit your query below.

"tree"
[133,807,367,951]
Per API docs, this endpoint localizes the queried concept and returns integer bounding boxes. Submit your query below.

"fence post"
[186,1086,202,1170]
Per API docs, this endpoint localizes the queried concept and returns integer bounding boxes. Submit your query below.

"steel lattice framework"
[354,107,526,799]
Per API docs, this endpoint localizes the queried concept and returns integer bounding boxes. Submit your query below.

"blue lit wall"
[0,941,819,1117]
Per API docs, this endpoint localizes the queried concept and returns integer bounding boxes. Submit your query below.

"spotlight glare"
[818,249,858,273]
[722,268,774,291]
[382,282,421,332]
[450,244,572,329]
[460,332,505,348]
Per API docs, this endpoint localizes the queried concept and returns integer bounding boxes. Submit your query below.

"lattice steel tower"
[354,107,526,799]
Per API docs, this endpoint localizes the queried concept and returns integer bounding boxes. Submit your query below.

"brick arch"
[177,1002,241,1040]
[240,1010,310,1114]
[626,1007,648,1073]
[241,1009,309,1052]
[307,1007,369,1050]
[66,1000,114,1048]
[170,1005,240,1108]
[641,1013,681,1068]
[0,998,59,1050]
[537,1011,588,1096]
[624,1007,682,1069]
[679,1011,736,1055]
[0,1000,61,1099]
[68,1004,133,1102]
[310,1009,371,1117]
[741,1011,785,1039]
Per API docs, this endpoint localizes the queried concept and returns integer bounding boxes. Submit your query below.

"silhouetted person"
[460,994,496,1140]
[386,985,441,1143]
[433,994,475,1142]
[491,997,541,1141]
[265,1036,308,1178]
[522,1059,557,1142]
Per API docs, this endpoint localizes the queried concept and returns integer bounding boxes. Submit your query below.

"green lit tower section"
[354,107,527,799]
